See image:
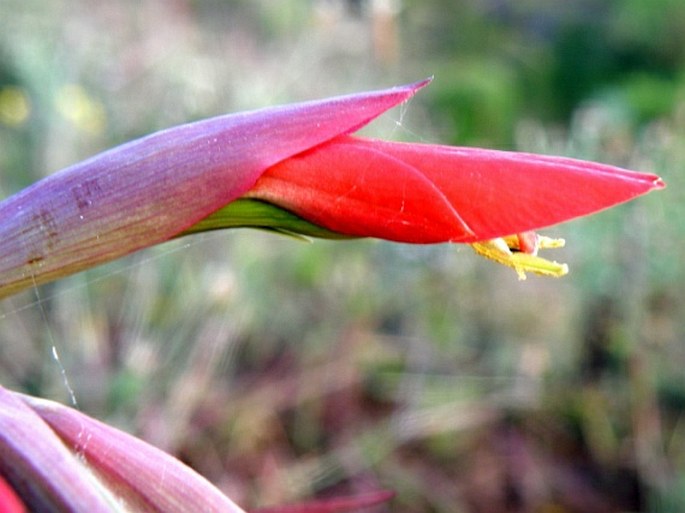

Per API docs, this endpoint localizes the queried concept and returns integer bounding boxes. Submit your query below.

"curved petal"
[248,136,664,243]
[246,137,475,242]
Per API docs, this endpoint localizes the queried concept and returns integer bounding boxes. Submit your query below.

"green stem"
[179,199,355,241]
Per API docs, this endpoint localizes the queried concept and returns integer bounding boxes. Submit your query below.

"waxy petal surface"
[247,135,665,243]
[0,81,428,298]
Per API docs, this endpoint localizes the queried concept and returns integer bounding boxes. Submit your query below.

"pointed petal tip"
[623,170,665,197]
[385,77,433,100]
[623,169,664,191]
[405,76,434,92]
[653,176,666,189]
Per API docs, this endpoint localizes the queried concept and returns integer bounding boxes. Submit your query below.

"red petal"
[248,137,472,242]
[0,474,25,513]
[249,136,664,243]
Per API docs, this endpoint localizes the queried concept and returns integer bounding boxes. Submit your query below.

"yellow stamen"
[470,235,568,279]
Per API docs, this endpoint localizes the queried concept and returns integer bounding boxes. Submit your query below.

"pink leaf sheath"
[20,393,247,513]
[0,80,429,298]
[0,387,115,512]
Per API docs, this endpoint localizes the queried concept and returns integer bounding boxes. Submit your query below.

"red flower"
[0,80,667,510]
[0,78,665,295]
[249,135,663,243]
[244,134,663,277]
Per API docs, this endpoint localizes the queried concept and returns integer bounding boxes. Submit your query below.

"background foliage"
[0,1,682,511]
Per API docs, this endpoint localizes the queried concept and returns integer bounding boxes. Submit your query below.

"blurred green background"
[0,1,682,511]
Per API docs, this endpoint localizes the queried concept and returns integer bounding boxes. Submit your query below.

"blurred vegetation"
[0,1,683,512]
